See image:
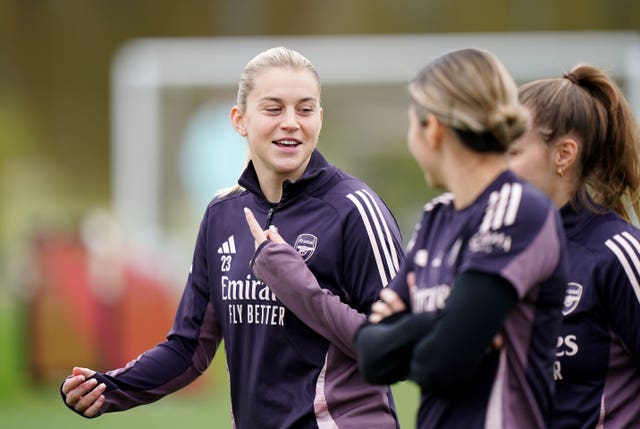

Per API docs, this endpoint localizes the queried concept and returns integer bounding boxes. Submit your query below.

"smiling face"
[231,66,323,186]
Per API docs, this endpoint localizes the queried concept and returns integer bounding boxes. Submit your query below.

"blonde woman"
[352,48,569,428]
[61,47,403,428]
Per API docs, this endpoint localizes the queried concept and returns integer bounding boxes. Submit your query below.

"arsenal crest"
[294,234,317,261]
[562,282,583,316]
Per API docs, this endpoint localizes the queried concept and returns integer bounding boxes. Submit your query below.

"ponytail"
[520,64,640,223]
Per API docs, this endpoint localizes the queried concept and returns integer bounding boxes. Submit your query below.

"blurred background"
[1,1,639,428]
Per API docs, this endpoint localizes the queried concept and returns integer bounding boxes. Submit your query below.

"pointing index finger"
[244,207,267,247]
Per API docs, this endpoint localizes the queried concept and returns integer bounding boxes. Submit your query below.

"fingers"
[244,208,287,247]
[243,207,267,248]
[267,225,286,244]
[64,375,107,416]
[72,366,95,378]
[83,390,106,418]
[380,288,407,313]
[62,373,86,396]
[407,271,418,302]
[62,366,97,396]
[406,271,416,288]
[368,288,407,323]
[491,333,504,350]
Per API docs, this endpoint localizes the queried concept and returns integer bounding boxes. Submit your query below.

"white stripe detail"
[491,183,512,231]
[480,191,500,233]
[314,354,338,428]
[596,394,606,429]
[347,193,389,286]
[424,192,454,212]
[485,348,506,428]
[481,183,522,233]
[622,231,640,256]
[606,234,640,303]
[217,235,236,254]
[504,183,522,226]
[361,189,401,272]
[356,190,400,274]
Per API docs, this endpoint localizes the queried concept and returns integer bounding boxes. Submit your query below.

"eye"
[507,147,521,157]
[264,107,282,114]
[297,105,315,115]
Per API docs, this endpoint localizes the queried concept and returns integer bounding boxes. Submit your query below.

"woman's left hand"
[244,207,286,250]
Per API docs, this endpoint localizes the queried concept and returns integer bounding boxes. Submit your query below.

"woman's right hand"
[61,367,106,417]
[368,271,416,323]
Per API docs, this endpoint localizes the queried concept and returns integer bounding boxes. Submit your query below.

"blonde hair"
[236,46,320,112]
[519,64,640,222]
[409,48,527,153]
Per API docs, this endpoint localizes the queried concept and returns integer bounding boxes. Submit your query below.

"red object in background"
[117,266,178,366]
[27,233,185,385]
[29,234,99,382]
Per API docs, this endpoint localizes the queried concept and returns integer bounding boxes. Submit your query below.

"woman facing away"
[352,48,569,429]
[508,64,640,429]
[245,48,570,429]
[61,46,405,428]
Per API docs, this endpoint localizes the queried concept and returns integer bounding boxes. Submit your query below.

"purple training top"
[390,170,568,429]
[552,203,640,429]
[66,151,404,429]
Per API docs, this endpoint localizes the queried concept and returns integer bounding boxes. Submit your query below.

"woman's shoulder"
[423,192,455,213]
[317,174,390,214]
[205,186,250,213]
[476,173,556,231]
[581,211,640,262]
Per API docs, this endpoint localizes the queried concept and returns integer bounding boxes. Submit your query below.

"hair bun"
[487,103,528,146]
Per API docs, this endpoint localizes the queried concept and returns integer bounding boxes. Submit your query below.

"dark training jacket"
[63,150,404,429]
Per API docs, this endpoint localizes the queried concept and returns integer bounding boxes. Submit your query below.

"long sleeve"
[64,209,223,417]
[252,242,365,360]
[355,312,436,385]
[601,229,640,360]
[409,271,518,395]
[250,186,404,361]
[341,189,404,313]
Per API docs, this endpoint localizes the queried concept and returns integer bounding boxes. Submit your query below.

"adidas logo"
[218,235,237,254]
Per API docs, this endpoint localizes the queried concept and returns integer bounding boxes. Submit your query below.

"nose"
[280,110,300,130]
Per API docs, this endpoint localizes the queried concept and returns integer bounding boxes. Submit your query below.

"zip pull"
[264,207,275,228]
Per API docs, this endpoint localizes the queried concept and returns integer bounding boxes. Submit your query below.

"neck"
[260,182,283,204]
[253,166,307,204]
[254,170,284,204]
[446,152,509,209]
[548,178,578,209]
[250,153,313,204]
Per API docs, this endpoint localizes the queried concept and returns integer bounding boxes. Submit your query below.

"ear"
[230,105,248,137]
[424,114,443,150]
[554,137,578,173]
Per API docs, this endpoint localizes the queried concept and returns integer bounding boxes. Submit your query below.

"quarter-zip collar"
[559,194,609,239]
[237,150,337,207]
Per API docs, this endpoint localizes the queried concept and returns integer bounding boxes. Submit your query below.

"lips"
[273,139,302,147]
